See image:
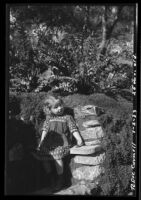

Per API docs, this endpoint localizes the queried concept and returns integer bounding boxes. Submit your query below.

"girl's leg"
[54,159,63,175]
[53,159,64,191]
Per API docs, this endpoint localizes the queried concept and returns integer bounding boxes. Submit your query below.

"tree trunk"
[97,6,107,60]
[81,6,90,59]
[97,6,123,61]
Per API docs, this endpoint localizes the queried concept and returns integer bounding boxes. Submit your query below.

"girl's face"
[50,101,64,115]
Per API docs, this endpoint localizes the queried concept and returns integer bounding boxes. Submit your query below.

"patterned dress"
[36,114,78,160]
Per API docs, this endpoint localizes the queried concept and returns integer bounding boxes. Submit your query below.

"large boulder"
[72,165,104,182]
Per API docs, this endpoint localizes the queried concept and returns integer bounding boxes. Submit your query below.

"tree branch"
[106,6,123,40]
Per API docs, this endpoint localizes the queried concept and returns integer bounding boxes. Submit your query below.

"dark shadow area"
[5,117,48,195]
[118,89,133,102]
[91,185,102,196]
[104,90,118,101]
[6,106,75,194]
[104,88,133,102]
[63,155,73,188]
[64,107,74,118]
[6,155,49,195]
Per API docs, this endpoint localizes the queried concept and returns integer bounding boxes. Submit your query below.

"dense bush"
[98,111,132,195]
[9,6,134,95]
[31,46,133,96]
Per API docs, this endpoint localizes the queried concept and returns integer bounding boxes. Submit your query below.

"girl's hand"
[76,140,85,147]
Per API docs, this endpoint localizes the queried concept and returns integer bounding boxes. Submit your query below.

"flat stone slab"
[70,145,102,155]
[75,116,98,131]
[73,153,105,165]
[81,105,97,115]
[82,105,105,116]
[82,120,100,128]
[74,105,97,117]
[72,165,104,181]
[74,105,105,118]
[81,126,104,140]
[85,139,101,146]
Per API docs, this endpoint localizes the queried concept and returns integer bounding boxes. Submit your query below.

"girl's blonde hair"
[43,94,64,114]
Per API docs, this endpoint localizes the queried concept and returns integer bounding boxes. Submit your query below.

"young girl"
[36,94,84,191]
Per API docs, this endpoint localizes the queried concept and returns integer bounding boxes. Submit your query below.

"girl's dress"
[36,114,78,160]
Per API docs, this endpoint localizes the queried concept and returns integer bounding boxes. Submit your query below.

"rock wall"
[56,105,106,195]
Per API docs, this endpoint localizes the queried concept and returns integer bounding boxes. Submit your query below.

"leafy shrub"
[35,74,78,95]
[98,112,133,195]
[10,20,133,96]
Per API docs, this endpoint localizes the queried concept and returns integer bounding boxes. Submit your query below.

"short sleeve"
[67,115,78,134]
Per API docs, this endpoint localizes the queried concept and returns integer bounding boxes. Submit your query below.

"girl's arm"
[37,130,47,149]
[67,115,84,146]
[72,131,84,146]
[37,119,49,149]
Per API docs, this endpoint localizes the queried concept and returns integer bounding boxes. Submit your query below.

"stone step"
[75,116,98,131]
[82,120,100,128]
[74,105,97,117]
[72,165,104,182]
[85,139,101,146]
[82,105,105,116]
[73,153,105,165]
[74,105,105,118]
[70,144,102,155]
[80,126,104,140]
